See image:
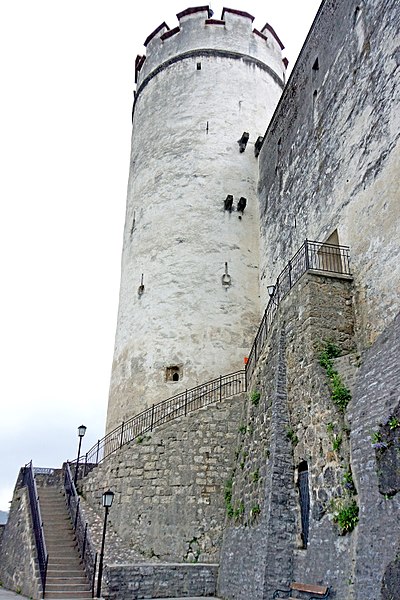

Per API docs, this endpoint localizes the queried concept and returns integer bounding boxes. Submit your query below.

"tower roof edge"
[221,7,255,22]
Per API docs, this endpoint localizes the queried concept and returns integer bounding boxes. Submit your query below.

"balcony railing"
[245,239,351,380]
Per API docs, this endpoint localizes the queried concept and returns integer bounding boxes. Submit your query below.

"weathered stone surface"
[219,272,357,599]
[0,470,40,599]
[348,311,400,600]
[81,396,243,565]
[107,10,286,431]
[258,0,400,352]
[103,563,218,600]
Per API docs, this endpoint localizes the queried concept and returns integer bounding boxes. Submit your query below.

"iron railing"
[64,463,98,597]
[74,240,350,474]
[245,240,351,380]
[78,371,246,469]
[23,461,48,598]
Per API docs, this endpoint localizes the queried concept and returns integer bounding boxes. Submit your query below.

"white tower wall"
[106,7,285,432]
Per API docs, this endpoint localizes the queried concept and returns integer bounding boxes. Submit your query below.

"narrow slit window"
[298,461,310,548]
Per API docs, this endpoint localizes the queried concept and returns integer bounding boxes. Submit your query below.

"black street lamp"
[96,489,114,598]
[74,424,87,487]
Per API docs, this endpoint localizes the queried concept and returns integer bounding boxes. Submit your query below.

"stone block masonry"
[348,311,400,600]
[258,0,400,351]
[104,563,218,600]
[81,395,244,568]
[218,271,358,599]
[0,470,41,599]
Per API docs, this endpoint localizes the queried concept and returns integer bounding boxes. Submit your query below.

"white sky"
[0,0,321,511]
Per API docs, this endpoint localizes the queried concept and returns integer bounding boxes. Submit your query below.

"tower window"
[165,366,182,382]
[312,57,319,71]
[197,62,202,70]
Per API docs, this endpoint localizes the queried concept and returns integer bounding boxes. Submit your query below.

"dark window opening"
[298,461,310,548]
[166,366,182,382]
[312,57,319,71]
[197,62,202,70]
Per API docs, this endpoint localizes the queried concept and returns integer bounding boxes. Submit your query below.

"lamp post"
[74,424,87,487]
[96,489,114,598]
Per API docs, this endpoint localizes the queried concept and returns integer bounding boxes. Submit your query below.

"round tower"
[106,6,286,432]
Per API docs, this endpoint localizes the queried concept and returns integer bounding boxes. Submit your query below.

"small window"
[165,366,182,382]
[312,57,319,71]
[196,62,202,70]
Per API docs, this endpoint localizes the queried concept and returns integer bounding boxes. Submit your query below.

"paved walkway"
[0,590,29,599]
[0,590,219,600]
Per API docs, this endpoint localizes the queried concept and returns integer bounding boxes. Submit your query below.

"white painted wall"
[106,9,284,431]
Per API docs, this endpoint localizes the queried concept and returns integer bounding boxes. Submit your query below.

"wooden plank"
[291,582,328,594]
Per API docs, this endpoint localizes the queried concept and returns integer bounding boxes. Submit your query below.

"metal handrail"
[73,239,350,475]
[63,463,97,597]
[75,370,246,470]
[245,239,351,380]
[23,461,48,598]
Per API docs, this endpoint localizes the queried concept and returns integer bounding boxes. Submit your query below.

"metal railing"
[63,463,98,597]
[23,461,48,598]
[74,240,350,475]
[245,239,351,380]
[78,371,246,469]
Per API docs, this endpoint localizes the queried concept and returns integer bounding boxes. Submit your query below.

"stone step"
[46,540,77,548]
[47,557,83,567]
[47,570,85,578]
[43,593,92,599]
[38,485,91,596]
[46,584,91,592]
[46,577,88,585]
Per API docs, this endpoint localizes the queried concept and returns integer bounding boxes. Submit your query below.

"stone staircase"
[38,486,92,599]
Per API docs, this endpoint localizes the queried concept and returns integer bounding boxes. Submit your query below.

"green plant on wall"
[224,478,234,518]
[342,467,356,495]
[250,390,261,406]
[251,504,261,520]
[332,433,342,452]
[233,501,245,521]
[319,340,351,413]
[286,427,299,446]
[331,497,359,535]
[251,468,260,483]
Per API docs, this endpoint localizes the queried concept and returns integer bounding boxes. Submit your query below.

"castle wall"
[0,470,40,599]
[349,311,400,600]
[82,395,243,565]
[219,272,358,599]
[258,0,400,349]
[107,8,286,431]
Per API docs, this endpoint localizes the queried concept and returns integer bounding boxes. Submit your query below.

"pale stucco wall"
[107,8,285,431]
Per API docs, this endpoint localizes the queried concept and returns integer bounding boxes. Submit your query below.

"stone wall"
[82,395,243,567]
[0,469,40,599]
[104,563,218,600]
[348,311,400,600]
[219,271,358,599]
[258,0,400,350]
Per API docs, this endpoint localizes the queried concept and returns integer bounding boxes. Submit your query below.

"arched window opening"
[165,365,182,382]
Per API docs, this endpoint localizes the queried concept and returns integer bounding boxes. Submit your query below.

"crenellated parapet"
[134,6,287,92]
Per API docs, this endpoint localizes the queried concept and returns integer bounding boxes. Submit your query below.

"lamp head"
[78,424,87,438]
[102,489,114,508]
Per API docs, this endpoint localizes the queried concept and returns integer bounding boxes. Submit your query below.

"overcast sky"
[0,1,321,511]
